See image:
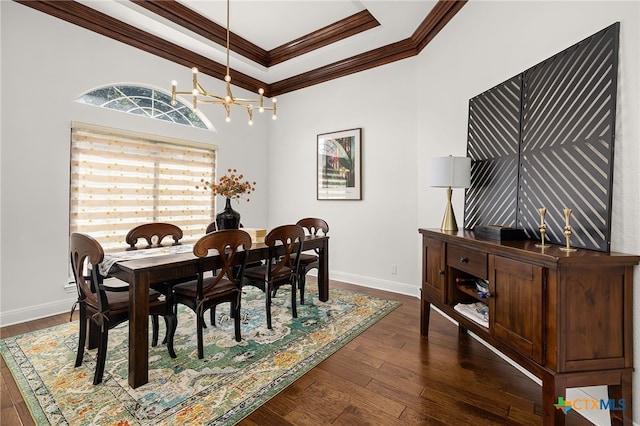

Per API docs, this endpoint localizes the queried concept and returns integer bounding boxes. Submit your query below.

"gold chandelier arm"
[232,97,260,103]
[196,98,227,105]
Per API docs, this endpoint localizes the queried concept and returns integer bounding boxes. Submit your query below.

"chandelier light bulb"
[171,80,177,86]
[272,114,277,120]
[192,89,199,96]
[258,88,264,95]
[225,95,231,103]
[248,119,253,126]
[226,116,231,123]
[272,98,277,104]
[192,67,198,74]
[225,75,231,82]
[259,107,264,113]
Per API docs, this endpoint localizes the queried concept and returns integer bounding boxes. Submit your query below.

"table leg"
[317,240,329,302]
[128,272,150,388]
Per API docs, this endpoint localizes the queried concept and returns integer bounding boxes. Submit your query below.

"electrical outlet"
[391,264,397,274]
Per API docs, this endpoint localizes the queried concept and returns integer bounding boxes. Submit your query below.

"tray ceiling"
[15,0,467,96]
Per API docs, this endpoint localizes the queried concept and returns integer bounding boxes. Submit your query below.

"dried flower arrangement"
[198,168,256,201]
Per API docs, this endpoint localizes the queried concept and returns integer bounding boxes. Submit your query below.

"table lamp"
[430,155,471,232]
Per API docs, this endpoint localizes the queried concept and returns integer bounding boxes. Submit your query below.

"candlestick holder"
[535,207,547,249]
[559,208,578,252]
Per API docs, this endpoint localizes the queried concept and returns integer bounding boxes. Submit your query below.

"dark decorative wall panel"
[465,76,521,230]
[464,23,619,252]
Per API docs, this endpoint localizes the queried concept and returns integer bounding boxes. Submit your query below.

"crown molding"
[14,0,467,97]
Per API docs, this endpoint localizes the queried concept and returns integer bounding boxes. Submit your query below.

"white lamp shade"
[430,156,471,188]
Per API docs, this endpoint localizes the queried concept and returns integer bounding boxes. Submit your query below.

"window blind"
[70,127,215,251]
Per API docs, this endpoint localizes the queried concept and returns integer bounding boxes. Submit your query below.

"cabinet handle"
[459,257,469,263]
[438,269,445,275]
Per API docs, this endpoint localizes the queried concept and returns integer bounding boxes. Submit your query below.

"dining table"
[102,234,329,388]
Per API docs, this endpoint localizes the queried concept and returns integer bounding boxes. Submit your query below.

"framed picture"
[317,128,362,200]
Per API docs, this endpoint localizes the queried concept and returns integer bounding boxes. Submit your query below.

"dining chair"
[205,221,262,327]
[126,222,184,250]
[292,218,329,305]
[242,224,305,329]
[125,222,195,344]
[69,233,176,385]
[169,229,252,359]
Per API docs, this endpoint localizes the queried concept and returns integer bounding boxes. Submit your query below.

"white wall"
[414,0,640,422]
[268,59,421,296]
[0,1,270,324]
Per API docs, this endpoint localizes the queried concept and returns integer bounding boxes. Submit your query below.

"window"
[76,85,212,130]
[70,124,216,251]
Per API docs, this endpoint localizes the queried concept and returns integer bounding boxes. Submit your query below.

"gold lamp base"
[441,187,458,232]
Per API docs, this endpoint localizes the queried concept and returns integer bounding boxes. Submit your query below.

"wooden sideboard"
[419,228,640,425]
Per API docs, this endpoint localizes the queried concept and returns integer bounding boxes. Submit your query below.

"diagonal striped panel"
[464,75,521,230]
[517,23,619,251]
[465,156,520,229]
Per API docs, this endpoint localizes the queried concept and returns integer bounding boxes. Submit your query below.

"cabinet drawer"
[447,244,488,279]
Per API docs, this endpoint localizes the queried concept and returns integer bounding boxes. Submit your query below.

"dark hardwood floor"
[1,279,595,425]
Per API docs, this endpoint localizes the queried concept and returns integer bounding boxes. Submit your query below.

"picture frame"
[317,128,362,200]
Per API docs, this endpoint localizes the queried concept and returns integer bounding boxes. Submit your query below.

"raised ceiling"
[15,0,467,97]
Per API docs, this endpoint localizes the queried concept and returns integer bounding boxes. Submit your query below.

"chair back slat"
[296,218,329,236]
[126,222,183,250]
[265,224,305,279]
[193,229,252,296]
[296,218,328,255]
[70,232,107,312]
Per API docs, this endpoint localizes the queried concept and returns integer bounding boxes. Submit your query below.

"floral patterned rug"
[1,286,400,425]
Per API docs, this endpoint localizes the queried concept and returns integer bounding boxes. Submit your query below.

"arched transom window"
[76,85,212,130]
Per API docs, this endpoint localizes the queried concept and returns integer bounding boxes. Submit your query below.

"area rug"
[1,286,400,425]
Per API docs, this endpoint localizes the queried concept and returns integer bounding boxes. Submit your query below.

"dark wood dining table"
[107,235,329,388]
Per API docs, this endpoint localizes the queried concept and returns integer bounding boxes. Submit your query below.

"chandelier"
[170,0,277,125]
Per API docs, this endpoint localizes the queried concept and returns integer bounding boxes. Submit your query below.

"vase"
[215,198,241,230]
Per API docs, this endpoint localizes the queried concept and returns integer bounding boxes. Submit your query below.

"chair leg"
[210,306,217,326]
[88,316,100,350]
[196,311,205,359]
[162,298,178,344]
[291,279,298,319]
[93,326,108,385]
[265,282,272,330]
[299,271,306,305]
[151,315,159,347]
[233,299,241,342]
[164,312,177,359]
[75,306,87,368]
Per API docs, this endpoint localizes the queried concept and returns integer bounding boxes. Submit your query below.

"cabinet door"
[422,237,446,302]
[489,255,545,364]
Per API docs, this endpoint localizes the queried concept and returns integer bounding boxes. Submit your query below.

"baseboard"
[1,296,77,327]
[315,270,420,299]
